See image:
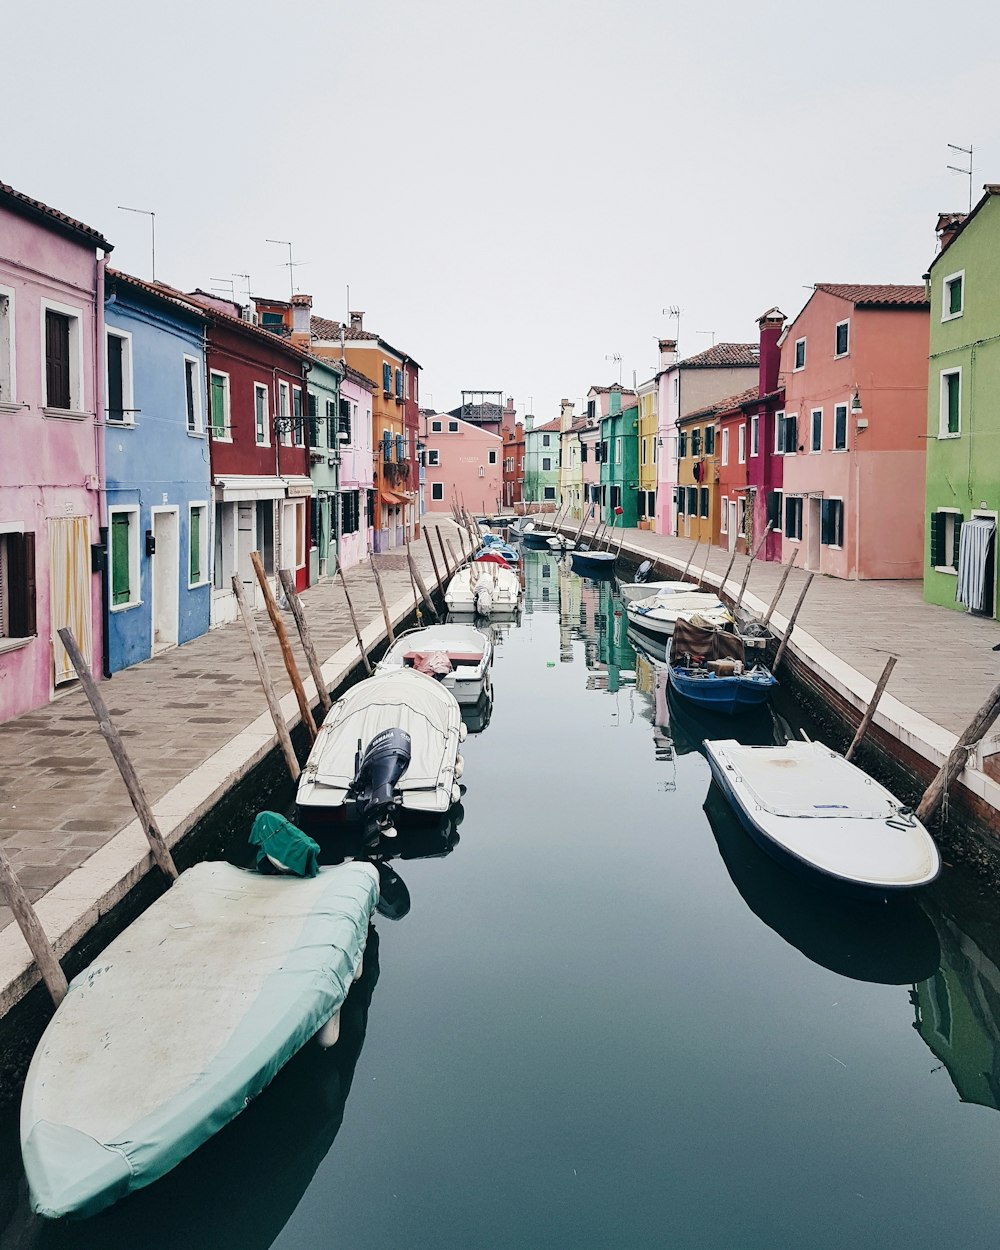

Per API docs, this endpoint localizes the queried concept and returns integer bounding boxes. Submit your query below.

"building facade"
[502,415,525,509]
[637,377,657,528]
[336,365,375,570]
[599,398,640,528]
[421,413,502,513]
[304,353,342,581]
[523,417,561,507]
[676,403,720,545]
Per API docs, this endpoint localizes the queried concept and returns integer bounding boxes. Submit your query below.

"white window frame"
[184,355,203,435]
[278,380,291,445]
[737,423,746,464]
[933,507,962,575]
[810,408,823,453]
[750,414,759,457]
[448,420,459,433]
[427,449,440,466]
[721,427,729,466]
[720,497,729,533]
[615,438,622,464]
[0,284,16,407]
[209,369,232,441]
[830,403,847,452]
[188,501,210,588]
[431,419,442,432]
[793,337,806,372]
[40,298,85,414]
[823,495,845,550]
[431,481,444,501]
[939,368,962,439]
[105,327,134,424]
[774,411,785,455]
[834,319,850,358]
[784,495,803,542]
[942,270,965,322]
[108,504,141,612]
[488,448,497,464]
[542,456,552,471]
[255,383,269,446]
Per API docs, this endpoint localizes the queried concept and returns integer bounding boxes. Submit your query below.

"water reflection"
[0,930,381,1250]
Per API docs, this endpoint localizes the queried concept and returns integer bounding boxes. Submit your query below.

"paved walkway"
[0,525,455,934]
[581,525,1000,737]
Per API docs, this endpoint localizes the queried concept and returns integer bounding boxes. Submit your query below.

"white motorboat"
[296,669,464,830]
[376,622,493,705]
[704,739,941,894]
[619,580,693,606]
[445,564,522,616]
[626,591,732,638]
[21,858,378,1219]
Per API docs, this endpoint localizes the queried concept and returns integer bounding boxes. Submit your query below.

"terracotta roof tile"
[682,385,761,423]
[531,417,563,433]
[679,342,759,369]
[310,315,379,342]
[813,283,929,308]
[107,269,208,321]
[0,180,113,251]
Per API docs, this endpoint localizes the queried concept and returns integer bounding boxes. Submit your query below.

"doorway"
[727,500,738,552]
[151,508,179,652]
[806,497,822,571]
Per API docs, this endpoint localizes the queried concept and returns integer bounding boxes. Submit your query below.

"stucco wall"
[422,416,501,513]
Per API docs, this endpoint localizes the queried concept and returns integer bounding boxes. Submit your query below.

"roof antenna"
[605,353,622,384]
[663,305,681,354]
[947,142,974,214]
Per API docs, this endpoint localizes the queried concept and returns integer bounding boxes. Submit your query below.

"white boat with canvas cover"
[626,591,732,637]
[619,580,692,606]
[297,668,463,817]
[444,564,521,616]
[704,739,941,892]
[376,622,492,705]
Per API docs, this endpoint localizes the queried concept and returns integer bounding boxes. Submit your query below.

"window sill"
[0,635,35,656]
[0,401,27,414]
[106,418,137,429]
[188,580,210,590]
[110,600,143,613]
[834,352,850,360]
[938,432,961,440]
[211,433,232,442]
[933,565,958,576]
[942,311,964,323]
[43,407,92,421]
[187,429,207,439]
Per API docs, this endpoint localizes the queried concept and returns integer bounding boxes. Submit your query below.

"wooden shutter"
[820,500,831,545]
[190,508,201,582]
[7,532,37,637]
[111,514,131,605]
[787,414,798,452]
[45,311,71,409]
[928,512,942,566]
[210,373,226,436]
[107,334,124,420]
[953,515,964,566]
[766,491,780,529]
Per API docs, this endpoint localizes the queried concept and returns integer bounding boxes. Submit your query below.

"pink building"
[337,364,375,570]
[0,182,112,722]
[421,413,502,513]
[779,284,929,579]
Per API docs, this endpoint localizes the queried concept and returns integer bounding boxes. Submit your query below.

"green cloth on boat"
[249,811,320,877]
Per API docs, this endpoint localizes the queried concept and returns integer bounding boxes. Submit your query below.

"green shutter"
[210,374,226,436]
[947,374,960,433]
[111,514,130,606]
[953,515,964,566]
[949,277,963,315]
[190,508,201,583]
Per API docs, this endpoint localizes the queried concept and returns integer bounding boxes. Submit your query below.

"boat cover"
[718,741,895,819]
[21,860,379,1219]
[671,618,745,664]
[248,811,320,877]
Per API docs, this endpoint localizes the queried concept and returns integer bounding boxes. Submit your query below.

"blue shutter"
[383,362,391,393]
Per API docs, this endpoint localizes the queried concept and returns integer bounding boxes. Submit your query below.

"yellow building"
[637,377,657,528]
[675,403,720,546]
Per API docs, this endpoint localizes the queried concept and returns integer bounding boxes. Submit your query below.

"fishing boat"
[626,590,732,638]
[703,738,941,894]
[618,580,692,606]
[296,668,464,835]
[667,616,777,714]
[445,563,522,616]
[21,855,379,1220]
[473,542,520,566]
[375,622,493,706]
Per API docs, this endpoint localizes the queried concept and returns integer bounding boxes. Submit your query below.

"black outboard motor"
[346,728,412,843]
[635,559,653,583]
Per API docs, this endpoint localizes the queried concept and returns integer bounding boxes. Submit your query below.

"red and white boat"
[376,623,493,705]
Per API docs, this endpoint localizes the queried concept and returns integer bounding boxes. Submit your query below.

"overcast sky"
[5,0,997,418]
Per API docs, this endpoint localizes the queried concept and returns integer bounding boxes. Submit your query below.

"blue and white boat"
[473,543,520,566]
[667,616,777,714]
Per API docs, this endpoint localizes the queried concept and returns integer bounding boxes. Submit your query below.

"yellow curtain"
[49,515,92,685]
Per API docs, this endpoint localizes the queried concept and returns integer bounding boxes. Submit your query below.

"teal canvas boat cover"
[21,860,379,1219]
[249,810,321,877]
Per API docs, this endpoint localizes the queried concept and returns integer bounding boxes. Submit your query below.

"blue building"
[103,271,212,672]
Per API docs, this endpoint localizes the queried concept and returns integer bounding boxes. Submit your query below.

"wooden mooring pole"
[250,553,317,743]
[336,561,374,675]
[424,526,445,595]
[407,539,438,620]
[719,543,740,598]
[733,523,773,614]
[697,543,713,588]
[916,677,1000,825]
[681,539,700,582]
[369,553,395,644]
[231,577,301,781]
[57,628,178,881]
[772,573,814,673]
[435,527,453,576]
[0,842,69,1006]
[277,568,332,715]
[845,656,897,763]
[763,548,799,627]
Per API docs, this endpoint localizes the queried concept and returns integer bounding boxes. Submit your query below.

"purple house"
[0,182,113,722]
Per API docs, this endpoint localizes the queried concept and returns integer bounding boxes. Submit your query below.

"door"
[151,509,179,651]
[727,501,738,552]
[49,515,92,685]
[806,498,822,571]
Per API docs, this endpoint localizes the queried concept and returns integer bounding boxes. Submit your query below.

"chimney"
[609,389,622,416]
[501,396,516,436]
[525,414,535,432]
[559,398,575,431]
[291,293,312,334]
[935,212,966,254]
[350,310,365,331]
[658,339,678,371]
[756,307,786,396]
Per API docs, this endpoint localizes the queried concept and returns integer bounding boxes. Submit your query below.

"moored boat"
[626,591,732,637]
[619,580,692,606]
[570,549,618,577]
[375,622,493,705]
[445,564,522,616]
[667,615,777,714]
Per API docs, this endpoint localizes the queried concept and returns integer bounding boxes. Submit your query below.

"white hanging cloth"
[956,517,996,613]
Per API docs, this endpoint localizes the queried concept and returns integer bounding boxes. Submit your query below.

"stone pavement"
[588,525,1000,738]
[0,524,457,934]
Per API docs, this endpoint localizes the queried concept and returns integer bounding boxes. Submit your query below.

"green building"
[598,396,639,528]
[925,188,1000,618]
[523,415,561,508]
[305,355,343,582]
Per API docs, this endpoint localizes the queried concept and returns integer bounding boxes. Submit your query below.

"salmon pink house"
[0,182,112,723]
[421,413,501,513]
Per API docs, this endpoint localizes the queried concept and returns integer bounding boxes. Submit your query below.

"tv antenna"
[209,276,235,299]
[663,305,681,352]
[118,205,156,281]
[265,238,306,299]
[233,273,252,306]
[947,142,974,213]
[605,353,623,384]
[697,330,716,347]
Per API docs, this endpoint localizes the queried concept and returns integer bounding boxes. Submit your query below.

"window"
[691,428,702,457]
[395,433,405,463]
[943,271,964,321]
[431,419,442,432]
[395,368,403,398]
[676,486,685,516]
[189,503,208,585]
[699,487,709,518]
[774,411,785,454]
[586,400,596,419]
[679,431,688,458]
[641,438,647,466]
[404,371,410,399]
[448,420,459,433]
[431,482,444,502]
[382,362,392,394]
[833,404,848,450]
[104,329,133,424]
[542,457,552,471]
[749,415,759,457]
[811,409,823,452]
[794,338,806,371]
[580,443,588,463]
[43,305,82,410]
[686,486,698,515]
[109,508,140,609]
[777,412,798,454]
[821,498,844,547]
[278,381,291,444]
[488,449,497,464]
[705,425,715,456]
[255,384,268,444]
[0,529,36,642]
[210,371,230,439]
[784,495,803,540]
[835,320,850,357]
[720,498,729,533]
[0,288,13,403]
[767,490,783,531]
[292,386,303,445]
[542,433,551,447]
[930,509,962,571]
[338,397,351,444]
[615,438,622,464]
[184,357,202,433]
[721,428,729,465]
[341,491,361,535]
[940,369,961,437]
[543,486,556,500]
[738,424,746,464]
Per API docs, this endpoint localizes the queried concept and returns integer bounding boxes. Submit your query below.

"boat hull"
[668,665,776,714]
[570,551,617,577]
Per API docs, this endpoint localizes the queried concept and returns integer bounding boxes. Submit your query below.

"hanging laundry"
[956,517,996,613]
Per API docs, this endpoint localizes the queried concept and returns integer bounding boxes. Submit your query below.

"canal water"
[3,548,1000,1248]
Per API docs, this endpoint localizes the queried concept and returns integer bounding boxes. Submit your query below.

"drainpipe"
[95,255,112,678]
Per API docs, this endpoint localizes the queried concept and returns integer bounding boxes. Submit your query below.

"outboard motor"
[474,582,494,616]
[346,728,412,843]
[635,559,653,583]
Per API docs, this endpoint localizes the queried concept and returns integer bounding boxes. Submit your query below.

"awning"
[284,476,314,498]
[380,489,407,506]
[214,475,287,502]
[957,517,996,613]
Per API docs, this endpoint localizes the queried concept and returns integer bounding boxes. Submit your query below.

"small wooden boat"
[473,542,520,566]
[570,549,617,577]
[619,580,692,606]
[376,622,492,705]
[21,859,379,1219]
[445,564,522,616]
[667,616,777,714]
[626,591,731,637]
[521,527,558,549]
[703,738,941,894]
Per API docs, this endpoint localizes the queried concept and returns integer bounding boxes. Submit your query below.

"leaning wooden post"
[719,544,740,598]
[231,577,301,782]
[916,677,1000,825]
[772,573,814,672]
[57,628,178,881]
[762,548,799,627]
[0,842,69,1006]
[250,553,317,743]
[734,522,774,614]
[336,561,373,675]
[845,656,897,763]
[446,538,463,573]
[435,527,453,576]
[681,539,700,581]
[407,539,439,620]
[424,526,444,594]
[277,568,332,715]
[369,553,395,643]
[697,543,713,588]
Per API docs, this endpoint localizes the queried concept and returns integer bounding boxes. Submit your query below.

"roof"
[529,418,562,434]
[183,289,312,362]
[812,283,929,309]
[681,385,760,425]
[679,343,759,369]
[0,180,113,252]
[929,185,1000,270]
[310,314,421,368]
[337,360,375,391]
[587,384,637,396]
[106,269,209,323]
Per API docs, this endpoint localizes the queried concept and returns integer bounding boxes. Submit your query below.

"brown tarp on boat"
[671,617,745,664]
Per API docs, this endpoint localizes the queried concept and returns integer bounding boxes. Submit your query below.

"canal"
[3,547,1000,1248]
